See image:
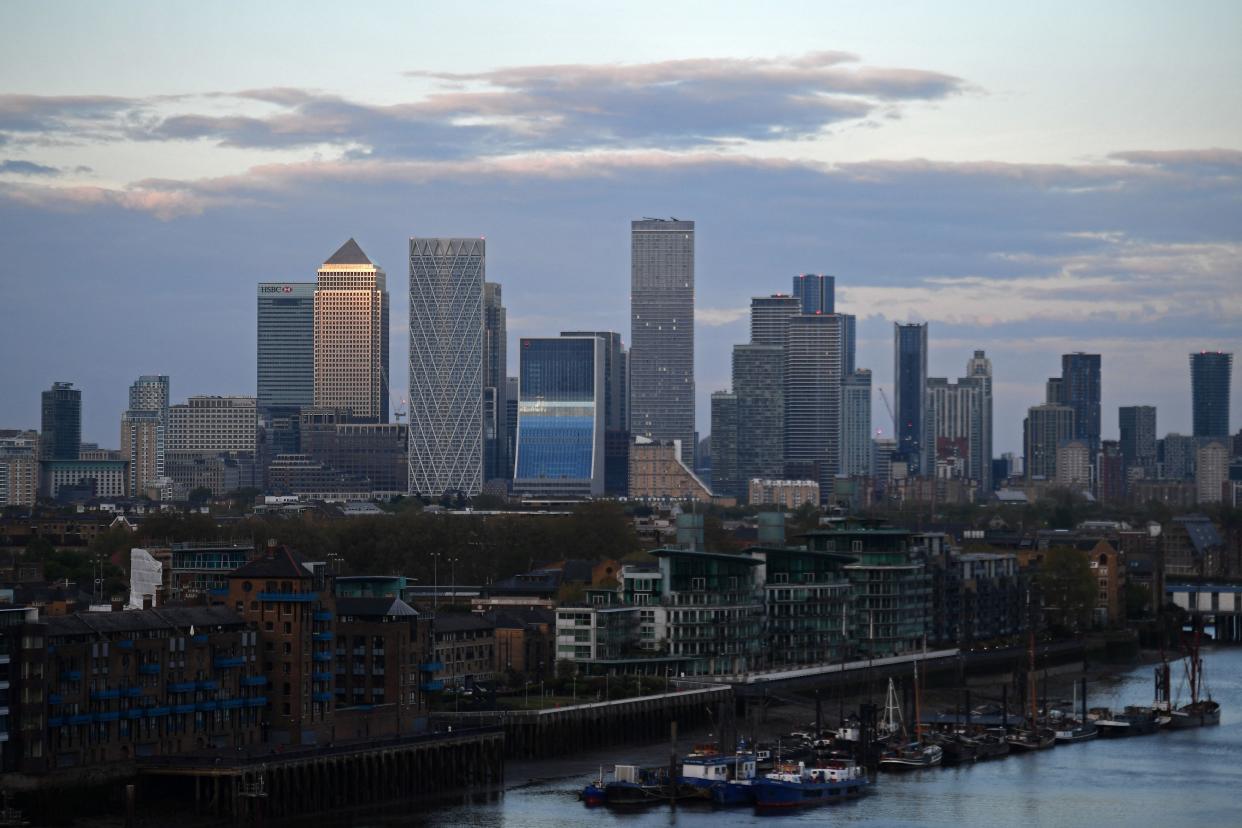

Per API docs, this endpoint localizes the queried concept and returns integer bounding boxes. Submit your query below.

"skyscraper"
[1118,405,1157,478]
[313,239,389,423]
[128,375,170,421]
[629,218,695,465]
[749,294,800,347]
[785,313,846,497]
[41,381,81,461]
[926,376,982,484]
[733,344,785,491]
[483,282,507,482]
[1025,403,1074,480]
[408,237,484,497]
[965,350,994,492]
[1061,352,1101,458]
[120,409,162,497]
[513,336,605,496]
[894,323,928,475]
[792,274,835,315]
[710,391,740,498]
[840,369,872,477]
[257,282,314,412]
[1191,351,1232,438]
[562,331,629,495]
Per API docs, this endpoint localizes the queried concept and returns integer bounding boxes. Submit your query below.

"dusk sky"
[2,0,1239,454]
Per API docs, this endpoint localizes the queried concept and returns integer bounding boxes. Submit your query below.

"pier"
[137,727,505,821]
[434,686,733,758]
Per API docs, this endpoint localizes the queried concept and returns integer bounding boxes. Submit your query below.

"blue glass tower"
[513,336,604,496]
[1191,352,1232,438]
[792,274,835,315]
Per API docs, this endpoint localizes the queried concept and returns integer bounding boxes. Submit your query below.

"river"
[307,647,1242,828]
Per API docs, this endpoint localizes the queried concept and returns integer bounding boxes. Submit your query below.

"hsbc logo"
[260,285,295,294]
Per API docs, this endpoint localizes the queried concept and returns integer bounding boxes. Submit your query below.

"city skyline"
[1,3,1240,453]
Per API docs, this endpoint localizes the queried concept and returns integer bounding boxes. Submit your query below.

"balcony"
[196,680,219,691]
[257,591,318,603]
[213,656,245,669]
[245,697,267,708]
[147,707,170,717]
[172,703,195,714]
[418,661,444,673]
[312,631,334,641]
[116,639,134,650]
[196,700,219,711]
[312,672,332,682]
[420,680,445,692]
[47,693,62,705]
[48,717,63,727]
[123,708,145,720]
[240,675,268,687]
[67,713,93,725]
[312,691,333,703]
[91,689,120,700]
[123,687,143,698]
[221,698,244,710]
[167,681,195,693]
[61,670,82,682]
[312,652,332,663]
[95,710,120,722]
[137,664,161,676]
[190,634,209,645]
[312,610,333,622]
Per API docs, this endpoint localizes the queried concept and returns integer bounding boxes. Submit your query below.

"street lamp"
[430,552,441,614]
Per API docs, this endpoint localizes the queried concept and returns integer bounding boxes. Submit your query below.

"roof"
[335,597,419,618]
[648,548,762,566]
[324,237,372,265]
[994,490,1029,503]
[45,606,244,638]
[434,612,494,633]
[742,544,858,563]
[1174,515,1222,553]
[228,544,310,579]
[486,569,562,596]
[487,607,555,629]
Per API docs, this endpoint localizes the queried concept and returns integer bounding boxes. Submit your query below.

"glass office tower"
[513,336,604,496]
[1191,352,1232,438]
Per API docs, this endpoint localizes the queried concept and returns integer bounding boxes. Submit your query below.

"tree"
[789,502,821,535]
[187,487,213,508]
[1035,546,1096,632]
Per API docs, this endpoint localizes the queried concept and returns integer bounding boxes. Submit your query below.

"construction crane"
[393,396,408,423]
[878,387,896,436]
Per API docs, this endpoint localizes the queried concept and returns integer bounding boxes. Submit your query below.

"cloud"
[0,159,60,176]
[1109,148,1242,175]
[2,52,964,160]
[698,306,749,326]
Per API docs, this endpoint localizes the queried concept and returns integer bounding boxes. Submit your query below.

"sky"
[1,0,1240,454]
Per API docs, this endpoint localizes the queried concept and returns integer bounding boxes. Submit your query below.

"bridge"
[1166,582,1242,642]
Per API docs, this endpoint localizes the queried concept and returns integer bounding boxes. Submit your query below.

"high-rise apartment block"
[1118,405,1157,479]
[1196,440,1228,503]
[513,336,606,497]
[1061,353,1102,458]
[1055,440,1091,489]
[257,282,315,412]
[0,430,39,507]
[733,344,785,490]
[785,313,847,497]
[484,282,508,483]
[314,239,389,423]
[792,274,835,315]
[1025,403,1074,480]
[1191,352,1232,438]
[927,352,992,494]
[408,237,484,498]
[840,369,872,477]
[41,382,81,461]
[120,409,162,497]
[629,219,695,465]
[894,323,928,474]
[965,350,994,492]
[710,391,740,498]
[128,375,170,422]
[749,294,800,347]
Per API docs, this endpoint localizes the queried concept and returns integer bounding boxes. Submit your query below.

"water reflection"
[296,648,1242,827]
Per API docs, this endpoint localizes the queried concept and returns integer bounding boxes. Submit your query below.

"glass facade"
[1061,352,1101,458]
[514,337,603,495]
[1191,352,1232,438]
[894,322,928,475]
[257,283,314,412]
[792,273,835,315]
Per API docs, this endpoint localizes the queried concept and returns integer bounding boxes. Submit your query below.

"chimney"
[266,539,278,558]
[142,596,152,611]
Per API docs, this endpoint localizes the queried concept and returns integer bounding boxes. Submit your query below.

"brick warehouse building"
[3,542,433,774]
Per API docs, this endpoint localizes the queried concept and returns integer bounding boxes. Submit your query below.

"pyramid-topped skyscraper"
[314,238,389,423]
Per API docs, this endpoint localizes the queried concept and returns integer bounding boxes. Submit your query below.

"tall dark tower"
[1061,353,1101,458]
[41,382,82,460]
[1191,352,1232,438]
[894,323,928,475]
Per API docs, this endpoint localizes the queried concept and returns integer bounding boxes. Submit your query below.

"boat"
[751,758,871,810]
[679,745,758,806]
[1054,677,1098,743]
[586,764,701,806]
[580,769,606,807]
[973,729,1010,759]
[878,660,943,771]
[1166,627,1221,729]
[1007,727,1056,751]
[932,731,979,765]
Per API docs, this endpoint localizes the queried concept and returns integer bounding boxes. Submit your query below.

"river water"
[312,647,1242,828]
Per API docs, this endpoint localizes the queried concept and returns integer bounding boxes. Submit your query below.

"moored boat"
[751,759,871,810]
[879,740,944,770]
[973,729,1010,759]
[1007,727,1056,751]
